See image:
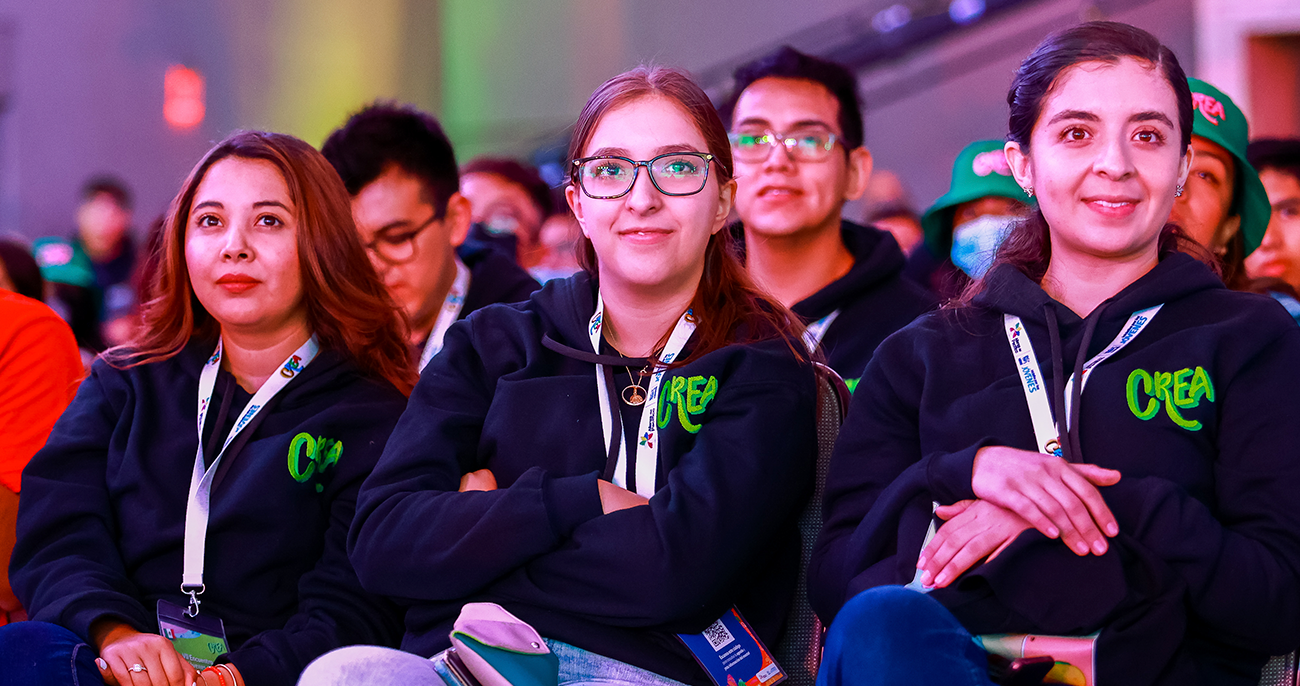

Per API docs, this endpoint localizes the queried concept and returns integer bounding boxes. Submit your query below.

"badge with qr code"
[678,607,785,686]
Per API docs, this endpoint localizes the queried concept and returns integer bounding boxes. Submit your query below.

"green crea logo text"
[657,375,718,433]
[288,433,343,492]
[1125,366,1215,431]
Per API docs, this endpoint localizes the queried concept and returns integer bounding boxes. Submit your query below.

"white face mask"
[950,214,1018,278]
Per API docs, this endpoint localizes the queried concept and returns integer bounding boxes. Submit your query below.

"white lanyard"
[589,294,696,498]
[908,305,1160,591]
[181,335,321,616]
[1003,305,1161,454]
[418,259,471,371]
[802,309,840,353]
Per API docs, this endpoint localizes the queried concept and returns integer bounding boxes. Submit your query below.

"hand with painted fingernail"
[971,445,1121,557]
[917,499,1032,588]
[91,618,199,686]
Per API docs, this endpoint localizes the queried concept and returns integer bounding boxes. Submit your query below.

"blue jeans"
[299,639,691,686]
[816,586,995,686]
[0,621,106,685]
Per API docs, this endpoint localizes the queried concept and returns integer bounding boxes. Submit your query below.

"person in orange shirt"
[0,287,83,626]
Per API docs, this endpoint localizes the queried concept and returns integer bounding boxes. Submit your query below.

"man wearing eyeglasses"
[722,46,934,389]
[323,103,540,371]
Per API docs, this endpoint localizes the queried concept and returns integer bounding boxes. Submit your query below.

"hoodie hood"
[457,239,541,315]
[526,271,654,368]
[973,252,1224,328]
[972,252,1225,465]
[793,220,909,321]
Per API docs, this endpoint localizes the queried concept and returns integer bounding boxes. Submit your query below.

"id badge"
[678,608,785,686]
[157,599,229,670]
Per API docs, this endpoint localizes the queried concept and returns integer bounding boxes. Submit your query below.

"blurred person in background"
[906,140,1032,302]
[1245,139,1300,304]
[0,238,47,301]
[721,45,934,387]
[0,241,82,628]
[533,207,583,282]
[460,157,554,272]
[35,234,105,357]
[859,170,925,255]
[34,177,140,350]
[323,104,539,372]
[1168,80,1286,311]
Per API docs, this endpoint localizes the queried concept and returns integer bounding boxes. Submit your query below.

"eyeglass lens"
[368,214,436,264]
[579,154,710,198]
[731,129,836,162]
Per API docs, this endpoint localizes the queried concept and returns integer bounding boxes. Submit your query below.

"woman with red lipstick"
[811,22,1300,685]
[0,131,414,686]
[300,67,818,686]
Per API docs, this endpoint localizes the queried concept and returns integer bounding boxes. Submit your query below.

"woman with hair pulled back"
[810,21,1300,685]
[301,67,817,686]
[0,131,413,686]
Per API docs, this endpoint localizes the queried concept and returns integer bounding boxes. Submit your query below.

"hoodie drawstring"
[1043,304,1101,464]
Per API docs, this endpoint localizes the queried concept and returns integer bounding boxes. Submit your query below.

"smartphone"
[987,653,1055,685]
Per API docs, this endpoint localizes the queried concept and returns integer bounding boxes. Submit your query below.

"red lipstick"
[215,273,260,294]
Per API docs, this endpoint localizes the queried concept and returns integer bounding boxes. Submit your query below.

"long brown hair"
[110,131,416,395]
[568,66,805,363]
[959,22,1209,304]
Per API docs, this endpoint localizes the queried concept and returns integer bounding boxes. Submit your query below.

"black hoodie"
[741,220,936,388]
[457,239,540,317]
[11,342,408,686]
[350,272,818,685]
[810,253,1300,685]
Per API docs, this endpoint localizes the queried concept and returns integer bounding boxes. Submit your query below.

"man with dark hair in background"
[34,176,139,351]
[322,103,539,371]
[721,46,934,389]
[1246,139,1300,298]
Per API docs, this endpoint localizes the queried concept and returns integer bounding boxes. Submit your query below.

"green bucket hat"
[1187,78,1270,256]
[921,140,1032,255]
[33,236,96,288]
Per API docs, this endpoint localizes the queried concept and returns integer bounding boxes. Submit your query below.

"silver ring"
[129,663,147,673]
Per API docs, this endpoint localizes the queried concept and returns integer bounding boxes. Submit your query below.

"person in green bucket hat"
[905,140,1031,301]
[1169,78,1272,291]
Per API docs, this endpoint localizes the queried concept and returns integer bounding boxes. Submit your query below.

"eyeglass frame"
[727,128,842,163]
[362,210,442,264]
[570,152,716,200]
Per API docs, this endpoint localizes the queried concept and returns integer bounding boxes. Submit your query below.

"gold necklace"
[622,365,650,406]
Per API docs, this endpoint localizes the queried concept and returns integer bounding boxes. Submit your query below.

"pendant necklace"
[622,365,650,406]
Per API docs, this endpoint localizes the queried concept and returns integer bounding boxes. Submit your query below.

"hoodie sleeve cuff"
[543,471,604,539]
[62,599,153,643]
[922,439,994,503]
[224,648,290,686]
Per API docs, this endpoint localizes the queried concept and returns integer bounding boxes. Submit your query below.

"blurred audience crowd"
[0,17,1298,686]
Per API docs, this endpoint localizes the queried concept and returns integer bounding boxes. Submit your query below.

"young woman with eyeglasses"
[0,131,414,686]
[299,66,818,686]
[809,22,1300,685]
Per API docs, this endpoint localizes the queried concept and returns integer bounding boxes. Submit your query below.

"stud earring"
[1175,185,1184,197]
[1024,187,1034,198]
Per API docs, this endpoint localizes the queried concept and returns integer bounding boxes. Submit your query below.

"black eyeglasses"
[729,128,840,163]
[572,152,715,199]
[363,212,440,264]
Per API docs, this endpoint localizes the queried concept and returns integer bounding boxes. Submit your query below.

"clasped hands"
[916,445,1121,589]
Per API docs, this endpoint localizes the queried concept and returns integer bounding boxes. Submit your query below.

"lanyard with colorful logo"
[1003,305,1161,454]
[802,309,840,353]
[419,259,472,371]
[905,305,1161,593]
[181,335,321,616]
[588,293,696,498]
